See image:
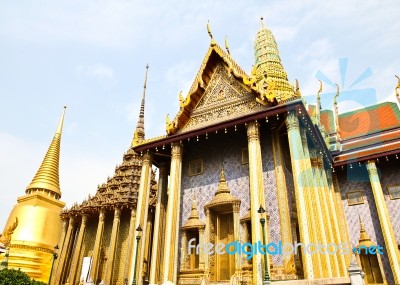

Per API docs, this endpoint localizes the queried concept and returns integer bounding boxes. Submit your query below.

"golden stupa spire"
[253,17,294,103]
[26,106,66,198]
[132,64,149,146]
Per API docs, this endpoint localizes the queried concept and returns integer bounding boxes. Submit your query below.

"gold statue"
[0,217,18,247]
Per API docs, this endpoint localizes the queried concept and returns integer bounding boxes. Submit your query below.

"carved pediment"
[179,63,266,133]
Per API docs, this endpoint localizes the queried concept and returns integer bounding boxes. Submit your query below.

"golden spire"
[253,17,294,102]
[182,193,205,229]
[358,214,374,247]
[26,106,66,198]
[216,163,230,195]
[132,64,149,146]
[189,193,200,220]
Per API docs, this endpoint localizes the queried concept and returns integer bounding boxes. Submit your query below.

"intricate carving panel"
[179,63,265,133]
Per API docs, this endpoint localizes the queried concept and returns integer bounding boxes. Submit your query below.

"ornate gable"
[179,62,266,133]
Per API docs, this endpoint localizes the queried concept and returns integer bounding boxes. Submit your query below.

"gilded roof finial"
[333,83,341,139]
[260,16,265,29]
[395,75,400,103]
[295,79,301,97]
[316,80,323,126]
[224,36,230,55]
[132,64,149,146]
[26,107,66,198]
[207,20,216,47]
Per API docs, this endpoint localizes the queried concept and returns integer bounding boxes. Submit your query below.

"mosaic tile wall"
[78,216,98,281]
[337,163,395,284]
[113,210,132,285]
[379,160,400,244]
[179,126,283,266]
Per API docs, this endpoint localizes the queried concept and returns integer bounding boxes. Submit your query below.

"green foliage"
[0,269,47,285]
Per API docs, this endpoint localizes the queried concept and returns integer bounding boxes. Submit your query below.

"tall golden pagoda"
[0,107,67,282]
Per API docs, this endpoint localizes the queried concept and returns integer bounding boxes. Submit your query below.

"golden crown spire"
[132,64,149,146]
[253,17,295,103]
[26,106,66,198]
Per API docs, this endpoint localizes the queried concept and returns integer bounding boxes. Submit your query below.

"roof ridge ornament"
[224,36,230,55]
[316,80,323,126]
[207,20,216,47]
[395,75,400,103]
[333,83,341,141]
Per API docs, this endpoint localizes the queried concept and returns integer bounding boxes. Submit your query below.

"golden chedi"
[0,107,66,282]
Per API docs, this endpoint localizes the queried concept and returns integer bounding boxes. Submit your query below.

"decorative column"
[332,173,351,269]
[180,232,188,271]
[149,163,168,284]
[131,152,153,285]
[316,157,339,277]
[124,208,136,282]
[54,216,76,284]
[143,212,153,279]
[233,202,241,274]
[162,142,183,283]
[204,208,211,276]
[300,130,323,279]
[67,214,88,285]
[199,227,205,270]
[271,131,294,275]
[51,217,69,285]
[246,121,267,284]
[325,170,347,276]
[366,160,400,283]
[285,110,314,279]
[90,210,106,282]
[105,207,121,284]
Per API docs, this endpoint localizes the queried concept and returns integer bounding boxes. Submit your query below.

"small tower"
[0,107,67,282]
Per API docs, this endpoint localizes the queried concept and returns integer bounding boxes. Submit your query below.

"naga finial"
[224,36,230,55]
[396,75,400,88]
[207,20,216,46]
[396,75,400,102]
[295,79,301,97]
[317,80,323,99]
[334,83,340,105]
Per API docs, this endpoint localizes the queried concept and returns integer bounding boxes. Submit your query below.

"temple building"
[54,20,399,285]
[0,107,67,282]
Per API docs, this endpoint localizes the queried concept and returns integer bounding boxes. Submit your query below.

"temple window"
[241,148,249,164]
[387,185,400,200]
[346,191,364,206]
[189,159,204,176]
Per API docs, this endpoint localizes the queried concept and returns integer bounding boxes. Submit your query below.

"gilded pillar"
[332,173,351,268]
[131,152,153,285]
[325,170,347,276]
[51,217,69,285]
[204,208,211,275]
[366,160,400,283]
[124,208,136,282]
[271,131,294,275]
[246,121,267,284]
[143,212,153,279]
[285,110,314,279]
[149,163,168,284]
[54,216,76,284]
[162,142,183,283]
[105,207,121,284]
[67,214,88,285]
[300,130,323,278]
[233,202,241,273]
[316,157,339,277]
[90,210,105,282]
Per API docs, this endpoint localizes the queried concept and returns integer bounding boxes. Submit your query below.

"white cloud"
[76,64,114,79]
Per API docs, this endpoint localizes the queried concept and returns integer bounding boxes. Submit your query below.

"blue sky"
[1,0,399,230]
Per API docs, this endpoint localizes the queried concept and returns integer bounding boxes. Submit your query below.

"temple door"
[217,212,235,281]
